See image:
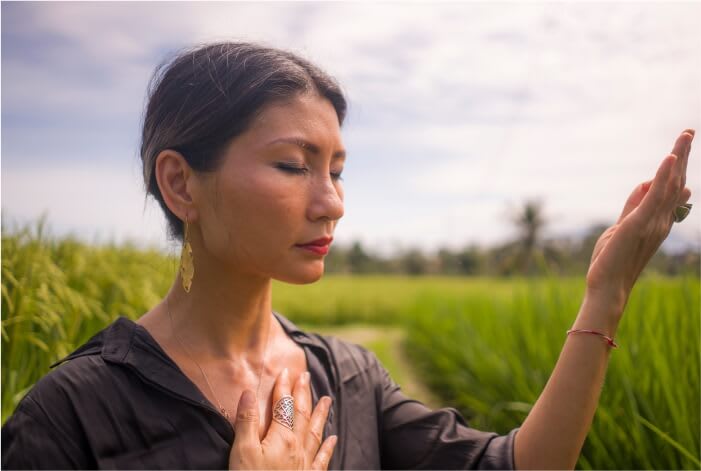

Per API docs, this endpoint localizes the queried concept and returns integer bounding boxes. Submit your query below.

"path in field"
[303,324,442,409]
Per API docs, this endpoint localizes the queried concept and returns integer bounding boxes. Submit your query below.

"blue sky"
[2,1,700,256]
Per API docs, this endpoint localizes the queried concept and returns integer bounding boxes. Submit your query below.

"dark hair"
[140,42,347,242]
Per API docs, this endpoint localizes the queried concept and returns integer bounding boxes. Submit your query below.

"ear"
[154,149,199,222]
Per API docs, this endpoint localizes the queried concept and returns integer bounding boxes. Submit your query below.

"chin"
[276,264,325,285]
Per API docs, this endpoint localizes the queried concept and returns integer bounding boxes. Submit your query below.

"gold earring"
[180,217,194,293]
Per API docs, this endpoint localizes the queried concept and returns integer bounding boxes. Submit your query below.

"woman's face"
[194,93,345,284]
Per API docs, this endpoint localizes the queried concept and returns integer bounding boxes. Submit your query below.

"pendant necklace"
[166,297,272,420]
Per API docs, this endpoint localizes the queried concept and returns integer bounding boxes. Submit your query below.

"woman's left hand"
[585,129,694,315]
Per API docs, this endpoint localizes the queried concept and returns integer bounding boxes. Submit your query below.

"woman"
[1,42,695,470]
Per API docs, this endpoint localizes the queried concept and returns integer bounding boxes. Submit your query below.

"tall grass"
[404,276,700,469]
[2,220,699,469]
[1,219,173,420]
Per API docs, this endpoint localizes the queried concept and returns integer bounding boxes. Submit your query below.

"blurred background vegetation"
[325,199,700,278]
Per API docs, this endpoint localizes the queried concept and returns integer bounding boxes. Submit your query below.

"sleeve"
[2,394,92,470]
[377,359,520,470]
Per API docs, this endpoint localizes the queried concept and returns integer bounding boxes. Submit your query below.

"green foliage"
[2,220,699,469]
[323,237,701,277]
[1,218,174,421]
[270,275,518,326]
[404,276,701,470]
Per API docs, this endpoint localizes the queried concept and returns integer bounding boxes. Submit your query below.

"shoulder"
[4,354,112,442]
[27,353,116,409]
[15,317,133,415]
[1,331,116,469]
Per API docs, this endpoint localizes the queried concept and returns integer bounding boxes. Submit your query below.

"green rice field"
[2,223,699,469]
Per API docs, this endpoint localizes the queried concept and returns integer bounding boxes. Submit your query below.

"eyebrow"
[266,137,346,161]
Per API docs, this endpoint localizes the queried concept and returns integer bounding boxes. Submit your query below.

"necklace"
[166,297,272,420]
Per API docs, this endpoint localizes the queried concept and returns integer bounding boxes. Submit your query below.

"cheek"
[252,175,294,201]
[218,175,303,247]
[200,166,312,262]
[245,174,303,219]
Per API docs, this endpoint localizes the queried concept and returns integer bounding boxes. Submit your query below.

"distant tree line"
[324,200,700,277]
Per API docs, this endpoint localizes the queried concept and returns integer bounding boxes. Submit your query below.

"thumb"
[234,389,260,444]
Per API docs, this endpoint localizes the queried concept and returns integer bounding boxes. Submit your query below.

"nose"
[307,174,344,223]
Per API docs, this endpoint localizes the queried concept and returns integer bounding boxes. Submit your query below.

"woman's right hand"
[229,368,338,470]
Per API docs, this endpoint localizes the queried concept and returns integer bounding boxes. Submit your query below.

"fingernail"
[330,435,338,446]
[324,396,333,408]
[240,389,256,408]
[304,371,310,384]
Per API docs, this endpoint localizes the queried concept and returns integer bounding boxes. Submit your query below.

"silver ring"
[674,203,692,223]
[273,395,294,431]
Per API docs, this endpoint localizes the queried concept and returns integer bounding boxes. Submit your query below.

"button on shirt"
[2,312,519,469]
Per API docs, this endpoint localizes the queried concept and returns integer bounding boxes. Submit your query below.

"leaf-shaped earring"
[180,217,194,293]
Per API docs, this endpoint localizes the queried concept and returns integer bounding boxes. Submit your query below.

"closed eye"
[275,164,308,175]
[276,163,344,181]
[331,171,344,182]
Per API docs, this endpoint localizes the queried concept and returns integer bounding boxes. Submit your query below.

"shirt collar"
[53,311,334,410]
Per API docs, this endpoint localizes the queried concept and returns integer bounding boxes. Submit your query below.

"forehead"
[246,93,344,149]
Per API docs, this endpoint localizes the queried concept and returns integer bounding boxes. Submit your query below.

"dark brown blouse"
[2,312,519,469]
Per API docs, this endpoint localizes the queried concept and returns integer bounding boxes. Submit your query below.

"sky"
[2,1,700,256]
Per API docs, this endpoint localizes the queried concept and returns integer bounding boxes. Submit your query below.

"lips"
[297,236,333,246]
[295,236,333,255]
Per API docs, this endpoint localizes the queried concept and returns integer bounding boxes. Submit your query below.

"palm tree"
[509,199,547,275]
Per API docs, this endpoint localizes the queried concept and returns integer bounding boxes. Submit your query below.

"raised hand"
[229,368,338,470]
[586,129,694,314]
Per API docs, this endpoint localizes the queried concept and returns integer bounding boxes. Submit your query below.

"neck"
[165,257,276,361]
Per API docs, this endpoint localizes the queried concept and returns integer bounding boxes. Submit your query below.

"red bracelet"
[566,329,619,348]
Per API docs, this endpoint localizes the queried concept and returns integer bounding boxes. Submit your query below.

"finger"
[677,187,692,206]
[618,180,652,224]
[234,389,262,447]
[639,153,677,216]
[305,396,332,458]
[264,368,297,444]
[680,129,694,188]
[292,371,312,442]
[670,129,692,160]
[311,435,338,470]
[670,130,694,190]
